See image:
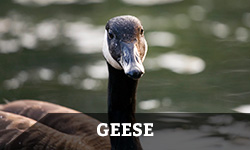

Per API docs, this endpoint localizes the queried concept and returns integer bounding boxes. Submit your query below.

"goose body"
[0,15,147,150]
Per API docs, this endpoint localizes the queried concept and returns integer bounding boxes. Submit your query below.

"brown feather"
[0,101,111,150]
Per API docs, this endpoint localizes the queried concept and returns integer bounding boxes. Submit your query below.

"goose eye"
[140,28,144,35]
[108,29,114,39]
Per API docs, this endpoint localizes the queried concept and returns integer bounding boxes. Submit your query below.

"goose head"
[103,15,148,80]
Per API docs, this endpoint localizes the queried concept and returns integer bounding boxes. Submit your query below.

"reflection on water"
[1,0,250,114]
[81,78,101,90]
[174,14,191,29]
[188,5,206,21]
[211,22,230,39]
[0,13,103,54]
[86,61,108,79]
[146,31,176,47]
[234,105,250,113]
[122,0,183,6]
[38,68,55,81]
[0,39,19,53]
[14,0,104,6]
[139,113,250,150]
[3,71,28,90]
[235,27,249,42]
[139,99,161,110]
[145,52,205,74]
[36,21,59,41]
[64,22,104,53]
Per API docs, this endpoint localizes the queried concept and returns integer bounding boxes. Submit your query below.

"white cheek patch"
[142,38,148,62]
[102,30,122,70]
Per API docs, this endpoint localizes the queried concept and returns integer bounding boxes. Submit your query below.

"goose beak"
[119,42,145,80]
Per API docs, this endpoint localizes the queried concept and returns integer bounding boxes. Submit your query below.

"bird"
[0,15,148,150]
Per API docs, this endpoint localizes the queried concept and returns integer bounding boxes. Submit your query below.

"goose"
[0,15,147,150]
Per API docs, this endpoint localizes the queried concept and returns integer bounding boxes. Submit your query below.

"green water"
[1,0,250,113]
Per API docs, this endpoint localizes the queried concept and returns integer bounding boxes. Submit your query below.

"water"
[1,0,250,113]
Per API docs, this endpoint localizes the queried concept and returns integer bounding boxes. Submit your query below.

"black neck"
[107,63,142,150]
